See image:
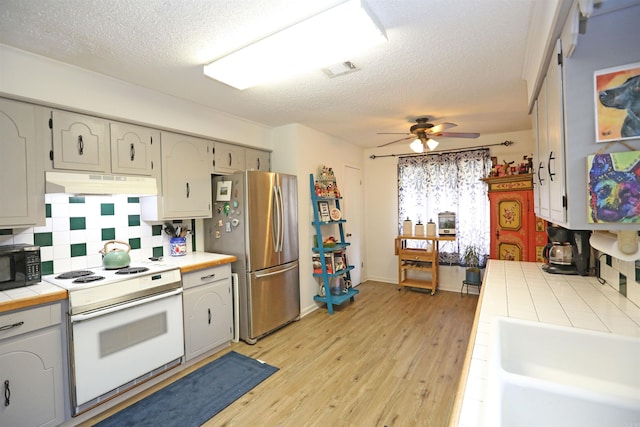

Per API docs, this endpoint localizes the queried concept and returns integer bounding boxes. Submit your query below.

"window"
[398,148,491,266]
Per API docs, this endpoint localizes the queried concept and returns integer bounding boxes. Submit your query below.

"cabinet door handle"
[228,153,232,167]
[496,229,500,240]
[4,380,10,407]
[346,233,352,237]
[257,157,261,170]
[186,182,190,198]
[130,143,135,161]
[208,308,212,324]
[537,161,545,184]
[547,151,556,182]
[77,135,84,155]
[0,321,24,332]
[200,274,216,281]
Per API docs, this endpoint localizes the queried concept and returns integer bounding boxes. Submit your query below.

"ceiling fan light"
[426,138,439,151]
[410,138,424,153]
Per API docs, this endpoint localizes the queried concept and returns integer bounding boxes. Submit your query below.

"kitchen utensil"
[175,225,182,237]
[99,240,131,269]
[164,222,176,237]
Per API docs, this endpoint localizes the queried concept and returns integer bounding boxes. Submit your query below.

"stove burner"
[115,267,150,275]
[55,270,95,280]
[72,275,105,283]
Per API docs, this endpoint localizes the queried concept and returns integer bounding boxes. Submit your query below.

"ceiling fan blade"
[376,132,411,135]
[377,136,413,147]
[426,122,457,134]
[432,132,480,138]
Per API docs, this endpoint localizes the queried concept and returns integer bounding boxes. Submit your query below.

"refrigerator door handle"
[254,263,298,278]
[271,184,280,252]
[276,184,285,253]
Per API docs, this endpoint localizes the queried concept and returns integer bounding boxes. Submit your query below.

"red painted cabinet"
[482,174,547,262]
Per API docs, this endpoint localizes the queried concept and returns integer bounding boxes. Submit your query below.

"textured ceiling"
[0,0,536,148]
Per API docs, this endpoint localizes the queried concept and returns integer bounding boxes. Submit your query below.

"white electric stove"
[43,261,185,415]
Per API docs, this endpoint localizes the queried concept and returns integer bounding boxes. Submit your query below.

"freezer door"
[277,173,299,265]
[246,260,300,341]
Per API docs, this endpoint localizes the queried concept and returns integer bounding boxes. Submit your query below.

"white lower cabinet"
[182,264,233,361]
[0,303,65,427]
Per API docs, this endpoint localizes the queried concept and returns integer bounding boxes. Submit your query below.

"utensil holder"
[170,237,187,256]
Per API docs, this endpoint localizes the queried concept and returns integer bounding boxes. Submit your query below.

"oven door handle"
[70,288,183,323]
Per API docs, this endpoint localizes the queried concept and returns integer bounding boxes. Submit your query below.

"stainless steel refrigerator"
[204,170,300,344]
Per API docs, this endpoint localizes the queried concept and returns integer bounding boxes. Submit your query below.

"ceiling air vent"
[322,61,360,78]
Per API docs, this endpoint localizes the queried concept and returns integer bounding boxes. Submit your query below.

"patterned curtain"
[398,149,492,266]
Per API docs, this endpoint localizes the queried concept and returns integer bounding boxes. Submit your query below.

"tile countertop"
[0,252,237,314]
[164,251,236,273]
[0,282,68,313]
[449,260,640,427]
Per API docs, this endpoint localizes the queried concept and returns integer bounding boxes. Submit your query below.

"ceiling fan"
[377,117,480,152]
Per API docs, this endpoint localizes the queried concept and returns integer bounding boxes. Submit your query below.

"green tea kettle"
[100,240,131,269]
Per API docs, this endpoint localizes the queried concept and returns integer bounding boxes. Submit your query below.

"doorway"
[342,165,363,286]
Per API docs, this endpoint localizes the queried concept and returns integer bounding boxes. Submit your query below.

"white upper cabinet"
[213,141,245,174]
[534,40,566,224]
[142,131,212,220]
[110,121,160,176]
[245,148,270,172]
[51,110,110,172]
[0,98,46,228]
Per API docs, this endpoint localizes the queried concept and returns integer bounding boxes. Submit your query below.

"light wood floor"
[86,281,478,427]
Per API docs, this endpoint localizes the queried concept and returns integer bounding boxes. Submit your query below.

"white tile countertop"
[450,260,640,427]
[162,251,236,273]
[0,252,236,314]
[0,281,67,313]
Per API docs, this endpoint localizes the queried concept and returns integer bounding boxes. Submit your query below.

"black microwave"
[0,244,41,291]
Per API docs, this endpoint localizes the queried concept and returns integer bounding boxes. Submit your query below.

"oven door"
[70,289,184,408]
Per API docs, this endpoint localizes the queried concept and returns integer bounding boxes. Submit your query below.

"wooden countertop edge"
[448,281,486,427]
[0,290,68,313]
[178,256,237,274]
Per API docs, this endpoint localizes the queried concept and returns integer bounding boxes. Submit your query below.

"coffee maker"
[543,226,591,275]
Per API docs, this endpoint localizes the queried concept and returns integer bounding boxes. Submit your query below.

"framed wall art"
[587,151,640,223]
[594,62,640,142]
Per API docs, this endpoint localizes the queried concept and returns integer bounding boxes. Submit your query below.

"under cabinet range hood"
[45,171,157,195]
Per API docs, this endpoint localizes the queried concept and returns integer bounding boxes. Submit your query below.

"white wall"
[271,124,364,315]
[0,44,271,148]
[363,129,536,291]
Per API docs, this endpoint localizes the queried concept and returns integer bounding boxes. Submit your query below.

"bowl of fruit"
[323,236,337,248]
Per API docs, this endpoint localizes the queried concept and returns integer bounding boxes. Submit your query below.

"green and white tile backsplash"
[0,194,192,275]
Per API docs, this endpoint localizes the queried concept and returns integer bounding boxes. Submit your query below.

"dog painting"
[595,62,640,142]
[587,151,640,223]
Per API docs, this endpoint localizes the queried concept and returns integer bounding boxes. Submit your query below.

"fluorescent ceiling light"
[203,0,386,89]
[410,138,424,153]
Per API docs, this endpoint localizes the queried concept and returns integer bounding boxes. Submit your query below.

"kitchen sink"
[485,317,640,427]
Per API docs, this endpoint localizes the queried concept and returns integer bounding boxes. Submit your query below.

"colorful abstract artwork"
[594,62,640,142]
[587,151,640,223]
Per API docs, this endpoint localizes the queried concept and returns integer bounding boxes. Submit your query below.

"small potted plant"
[462,244,482,284]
